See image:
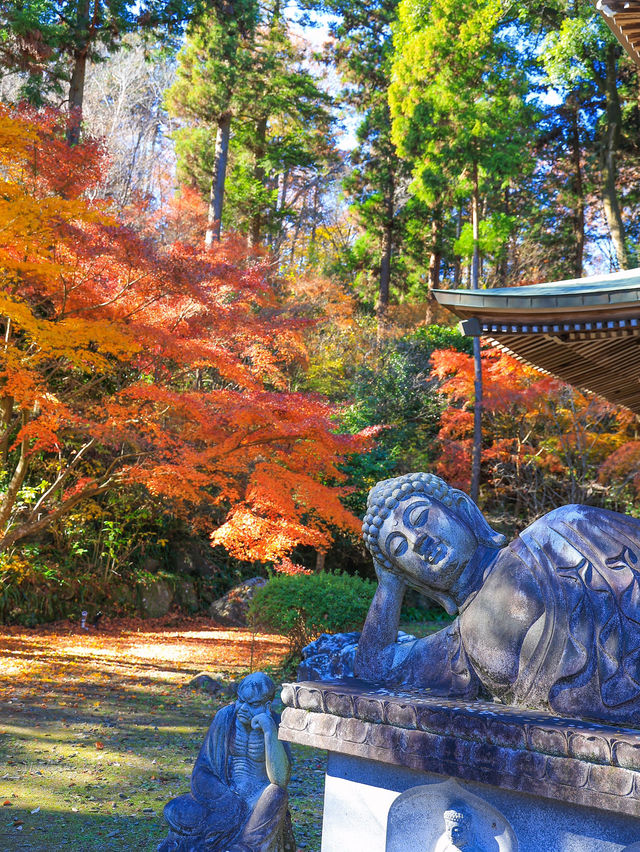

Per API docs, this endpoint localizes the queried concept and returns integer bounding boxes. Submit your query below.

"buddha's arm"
[252,713,291,788]
[355,566,406,681]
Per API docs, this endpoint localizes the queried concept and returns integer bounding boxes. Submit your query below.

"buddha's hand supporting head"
[363,474,506,613]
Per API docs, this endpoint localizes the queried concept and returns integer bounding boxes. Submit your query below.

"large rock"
[171,540,217,578]
[137,577,173,617]
[112,582,136,612]
[209,577,267,626]
[174,577,199,613]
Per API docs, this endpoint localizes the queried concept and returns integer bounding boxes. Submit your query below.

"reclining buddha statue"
[355,472,640,725]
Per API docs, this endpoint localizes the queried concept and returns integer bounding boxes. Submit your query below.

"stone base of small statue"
[158,672,296,852]
[279,679,640,852]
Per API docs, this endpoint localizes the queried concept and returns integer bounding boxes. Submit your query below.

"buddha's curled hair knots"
[361,472,506,569]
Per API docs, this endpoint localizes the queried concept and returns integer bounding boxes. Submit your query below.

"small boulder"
[137,577,173,618]
[209,577,267,627]
[188,673,224,694]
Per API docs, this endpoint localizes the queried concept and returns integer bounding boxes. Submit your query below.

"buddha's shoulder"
[521,503,640,537]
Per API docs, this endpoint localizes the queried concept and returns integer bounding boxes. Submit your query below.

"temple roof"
[596,0,640,68]
[433,268,640,415]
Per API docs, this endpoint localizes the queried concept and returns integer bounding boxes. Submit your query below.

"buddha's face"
[235,685,272,728]
[445,815,470,848]
[377,495,477,594]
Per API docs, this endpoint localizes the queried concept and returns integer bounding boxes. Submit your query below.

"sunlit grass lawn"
[0,616,323,852]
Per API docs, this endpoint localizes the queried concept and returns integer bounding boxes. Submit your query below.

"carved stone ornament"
[355,472,640,726]
[157,672,295,852]
[386,779,517,852]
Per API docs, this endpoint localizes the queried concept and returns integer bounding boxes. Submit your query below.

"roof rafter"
[596,0,640,66]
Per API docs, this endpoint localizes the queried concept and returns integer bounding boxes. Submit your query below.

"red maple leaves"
[0,106,370,559]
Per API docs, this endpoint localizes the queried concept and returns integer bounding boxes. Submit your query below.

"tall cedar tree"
[302,0,439,325]
[164,0,259,244]
[539,0,639,269]
[166,3,334,248]
[389,0,533,500]
[0,105,371,558]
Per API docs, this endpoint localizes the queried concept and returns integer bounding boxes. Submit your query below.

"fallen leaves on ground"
[0,616,323,852]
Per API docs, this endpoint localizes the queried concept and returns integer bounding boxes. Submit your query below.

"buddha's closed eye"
[385,532,408,557]
[403,500,431,528]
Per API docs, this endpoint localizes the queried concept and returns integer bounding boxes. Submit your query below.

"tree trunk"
[425,212,442,326]
[249,117,268,248]
[377,184,394,341]
[0,396,13,464]
[66,0,90,146]
[601,44,630,269]
[454,207,463,287]
[309,181,319,247]
[499,188,509,286]
[205,115,232,248]
[0,410,29,533]
[470,161,482,504]
[274,169,289,250]
[569,95,585,278]
[67,50,88,145]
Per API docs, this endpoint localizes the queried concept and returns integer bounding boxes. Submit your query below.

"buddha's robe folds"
[162,704,290,852]
[389,505,640,725]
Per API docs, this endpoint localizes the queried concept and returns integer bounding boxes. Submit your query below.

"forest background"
[1,0,640,631]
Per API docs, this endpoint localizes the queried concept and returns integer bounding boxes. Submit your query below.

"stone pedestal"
[279,680,640,852]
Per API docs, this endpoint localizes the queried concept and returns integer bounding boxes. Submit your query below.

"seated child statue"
[157,672,294,852]
[355,472,640,726]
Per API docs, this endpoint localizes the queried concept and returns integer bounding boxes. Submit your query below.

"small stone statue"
[157,672,294,852]
[355,472,640,725]
[434,806,481,851]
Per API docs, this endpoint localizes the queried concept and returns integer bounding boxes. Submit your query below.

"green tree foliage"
[537,0,640,270]
[166,2,335,247]
[389,0,534,499]
[165,0,259,242]
[302,0,439,324]
[389,0,534,229]
[249,571,375,657]
[338,325,473,517]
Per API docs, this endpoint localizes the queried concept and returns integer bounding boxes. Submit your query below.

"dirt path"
[0,617,323,852]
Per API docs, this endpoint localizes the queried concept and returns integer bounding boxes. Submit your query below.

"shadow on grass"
[0,805,167,852]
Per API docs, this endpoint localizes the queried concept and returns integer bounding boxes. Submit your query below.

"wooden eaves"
[433,268,640,415]
[596,0,640,68]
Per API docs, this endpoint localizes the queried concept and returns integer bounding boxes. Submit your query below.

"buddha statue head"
[362,473,506,615]
[443,805,472,849]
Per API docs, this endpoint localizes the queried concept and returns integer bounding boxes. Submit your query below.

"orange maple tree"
[431,345,631,513]
[0,105,370,559]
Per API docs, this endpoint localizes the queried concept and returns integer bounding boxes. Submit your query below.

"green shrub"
[248,571,375,658]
